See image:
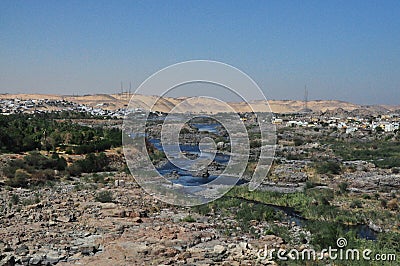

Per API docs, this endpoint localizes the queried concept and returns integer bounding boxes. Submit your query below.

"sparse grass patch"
[181,215,196,223]
[10,194,19,205]
[350,199,363,209]
[95,190,113,203]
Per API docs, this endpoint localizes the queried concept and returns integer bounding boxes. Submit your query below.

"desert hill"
[0,93,398,114]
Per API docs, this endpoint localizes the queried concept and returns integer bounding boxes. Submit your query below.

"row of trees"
[3,152,67,187]
[3,151,113,187]
[0,113,121,153]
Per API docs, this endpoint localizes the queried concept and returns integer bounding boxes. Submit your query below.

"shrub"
[316,161,341,175]
[181,215,196,223]
[305,181,317,190]
[76,153,109,173]
[294,138,304,146]
[192,204,212,216]
[92,174,106,183]
[350,199,363,209]
[380,199,388,208]
[318,196,331,206]
[67,164,83,177]
[362,194,371,200]
[95,190,113,203]
[338,182,348,194]
[307,221,343,249]
[6,169,30,188]
[387,199,398,211]
[250,139,261,149]
[10,194,19,205]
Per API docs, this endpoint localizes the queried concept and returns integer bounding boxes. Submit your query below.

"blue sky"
[1,0,399,104]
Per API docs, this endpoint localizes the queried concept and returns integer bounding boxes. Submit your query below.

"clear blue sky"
[1,0,399,104]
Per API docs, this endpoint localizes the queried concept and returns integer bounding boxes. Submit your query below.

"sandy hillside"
[1,93,399,114]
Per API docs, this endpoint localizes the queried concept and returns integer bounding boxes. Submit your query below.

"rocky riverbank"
[1,174,305,265]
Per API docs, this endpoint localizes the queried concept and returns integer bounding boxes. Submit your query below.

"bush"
[305,181,317,190]
[92,174,106,183]
[307,221,344,249]
[76,153,109,173]
[350,199,363,209]
[362,194,371,199]
[380,199,388,208]
[294,138,304,146]
[387,199,398,211]
[181,215,196,223]
[10,194,19,205]
[6,169,30,188]
[338,182,348,194]
[67,164,83,177]
[317,196,331,206]
[30,169,54,183]
[316,161,341,175]
[3,152,68,187]
[95,190,113,203]
[250,139,261,149]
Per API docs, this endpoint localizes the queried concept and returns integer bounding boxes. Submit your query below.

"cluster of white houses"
[0,98,144,118]
[273,114,400,133]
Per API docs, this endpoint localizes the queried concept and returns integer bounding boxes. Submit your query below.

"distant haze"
[1,1,399,105]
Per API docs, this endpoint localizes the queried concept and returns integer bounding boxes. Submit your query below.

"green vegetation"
[338,182,349,194]
[67,153,110,176]
[95,190,113,203]
[192,196,281,236]
[387,199,398,211]
[220,186,399,248]
[315,161,342,175]
[21,193,41,206]
[0,113,122,154]
[293,138,304,146]
[0,113,124,186]
[181,215,196,223]
[326,139,400,169]
[2,151,116,186]
[3,151,66,187]
[10,194,19,205]
[350,199,363,209]
[191,186,399,260]
[90,173,109,184]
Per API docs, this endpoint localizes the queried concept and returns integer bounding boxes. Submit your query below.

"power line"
[304,85,308,111]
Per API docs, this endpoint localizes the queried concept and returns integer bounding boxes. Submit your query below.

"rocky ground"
[0,173,308,266]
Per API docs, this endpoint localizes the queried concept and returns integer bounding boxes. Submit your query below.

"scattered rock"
[15,245,29,256]
[29,255,43,265]
[132,217,143,223]
[0,254,15,266]
[213,245,226,254]
[43,251,64,265]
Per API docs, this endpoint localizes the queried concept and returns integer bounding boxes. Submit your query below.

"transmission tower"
[303,85,308,112]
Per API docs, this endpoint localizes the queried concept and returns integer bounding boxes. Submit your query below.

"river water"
[148,123,231,186]
[145,123,378,240]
